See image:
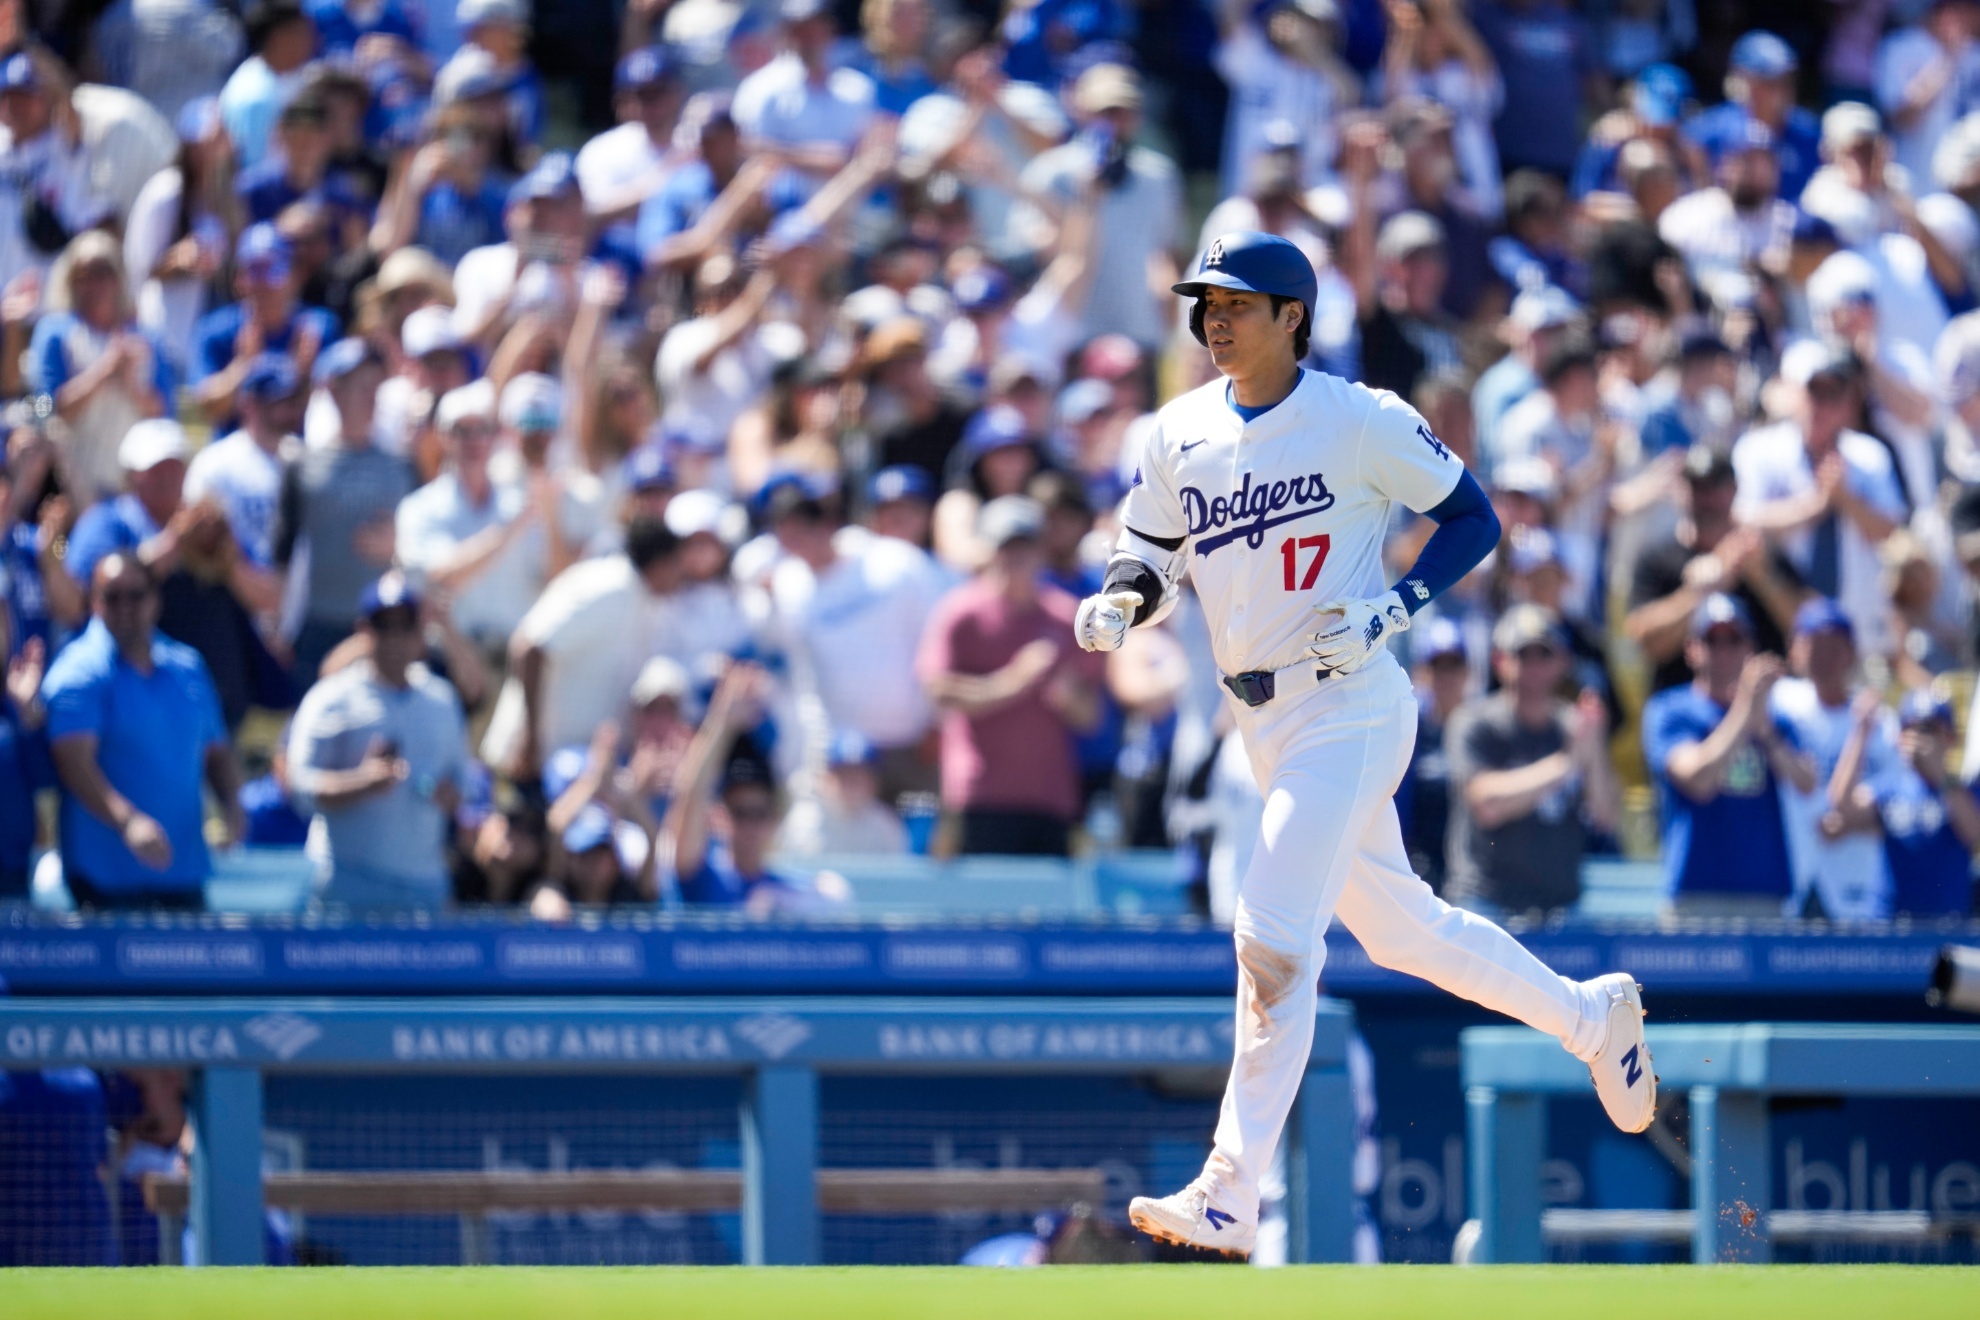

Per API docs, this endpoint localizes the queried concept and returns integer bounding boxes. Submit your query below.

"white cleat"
[1587,972,1658,1133]
[1128,1180,1255,1258]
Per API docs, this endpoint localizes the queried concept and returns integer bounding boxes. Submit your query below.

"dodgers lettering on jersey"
[1120,369,1461,676]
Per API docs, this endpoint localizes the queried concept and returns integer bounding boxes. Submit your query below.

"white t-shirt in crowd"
[732,53,875,177]
[1017,142,1181,349]
[762,528,947,752]
[654,314,778,451]
[1876,28,1980,191]
[450,241,520,339]
[574,121,677,216]
[480,555,667,768]
[1657,188,1796,305]
[184,428,297,570]
[1213,20,1338,198]
[1731,422,1909,657]
[1770,676,1896,921]
[394,471,536,644]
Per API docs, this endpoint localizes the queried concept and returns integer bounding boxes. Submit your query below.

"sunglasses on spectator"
[1806,378,1852,403]
[728,805,775,824]
[1515,643,1562,662]
[368,609,420,633]
[99,587,154,607]
[1701,628,1751,650]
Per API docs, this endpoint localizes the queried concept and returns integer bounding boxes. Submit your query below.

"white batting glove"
[1074,590,1144,652]
[1309,591,1411,676]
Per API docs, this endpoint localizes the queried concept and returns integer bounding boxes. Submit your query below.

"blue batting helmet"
[1173,231,1318,347]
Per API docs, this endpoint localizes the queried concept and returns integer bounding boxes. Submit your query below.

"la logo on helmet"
[1205,239,1225,268]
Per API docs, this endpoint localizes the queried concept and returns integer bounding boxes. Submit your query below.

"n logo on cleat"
[1204,1207,1236,1230]
[1620,1044,1643,1088]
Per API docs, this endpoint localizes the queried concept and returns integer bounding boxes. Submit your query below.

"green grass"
[3,1265,1977,1320]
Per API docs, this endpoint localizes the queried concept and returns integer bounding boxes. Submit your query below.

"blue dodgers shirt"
[1642,684,1798,901]
[1875,768,1978,918]
[40,618,226,893]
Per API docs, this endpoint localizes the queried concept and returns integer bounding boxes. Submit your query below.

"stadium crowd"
[0,0,1968,924]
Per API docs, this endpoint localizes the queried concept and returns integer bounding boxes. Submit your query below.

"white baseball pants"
[1200,656,1609,1218]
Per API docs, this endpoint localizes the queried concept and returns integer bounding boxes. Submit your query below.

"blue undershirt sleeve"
[1391,469,1500,615]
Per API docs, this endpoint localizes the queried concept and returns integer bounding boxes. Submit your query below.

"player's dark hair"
[1187,296,1311,361]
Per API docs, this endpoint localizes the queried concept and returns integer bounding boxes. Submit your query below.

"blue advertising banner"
[0,909,1967,997]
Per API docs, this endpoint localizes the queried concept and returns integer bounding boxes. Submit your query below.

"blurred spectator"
[237,732,308,848]
[26,230,172,499]
[287,573,468,911]
[370,99,518,271]
[275,338,413,685]
[396,378,545,656]
[440,0,543,152]
[1626,444,1807,693]
[1445,603,1618,918]
[191,223,339,426]
[1683,31,1821,202]
[756,470,945,798]
[1472,0,1594,179]
[847,0,937,116]
[482,516,685,782]
[866,463,937,550]
[1876,0,1980,188]
[1488,169,1581,299]
[1472,285,1580,473]
[1350,207,1460,402]
[1017,62,1181,349]
[1378,0,1503,221]
[666,662,831,911]
[779,730,909,857]
[916,495,1101,855]
[575,46,685,225]
[0,50,111,300]
[122,97,236,373]
[1213,0,1355,198]
[1384,99,1492,320]
[445,151,587,348]
[217,0,318,171]
[1771,598,1893,920]
[1637,327,1738,458]
[235,81,335,225]
[1401,614,1469,891]
[1641,592,1814,916]
[0,607,48,901]
[89,0,245,127]
[184,352,301,592]
[1731,341,1906,657]
[1494,331,1613,617]
[732,0,876,192]
[1830,687,1980,917]
[42,552,238,909]
[65,418,277,731]
[1658,116,1794,309]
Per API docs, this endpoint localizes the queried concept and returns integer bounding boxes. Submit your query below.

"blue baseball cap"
[616,45,677,92]
[1173,230,1319,314]
[869,464,933,505]
[1900,688,1954,729]
[1632,63,1691,127]
[622,445,676,493]
[312,337,383,386]
[236,222,293,280]
[1731,31,1797,80]
[1793,596,1854,639]
[1416,615,1465,663]
[0,52,39,94]
[1691,591,1755,639]
[561,803,617,855]
[754,468,838,519]
[952,264,1012,314]
[1792,209,1840,247]
[961,404,1033,458]
[240,353,302,402]
[826,730,879,768]
[358,571,421,620]
[507,152,580,209]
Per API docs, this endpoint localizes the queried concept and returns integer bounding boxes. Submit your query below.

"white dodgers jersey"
[1120,369,1463,677]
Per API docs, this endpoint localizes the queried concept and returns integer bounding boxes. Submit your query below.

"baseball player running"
[1075,232,1655,1258]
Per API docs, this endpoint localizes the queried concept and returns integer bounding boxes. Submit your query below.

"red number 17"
[1280,534,1330,591]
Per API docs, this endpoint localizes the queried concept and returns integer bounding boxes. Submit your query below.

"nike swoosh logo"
[1180,440,1210,453]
